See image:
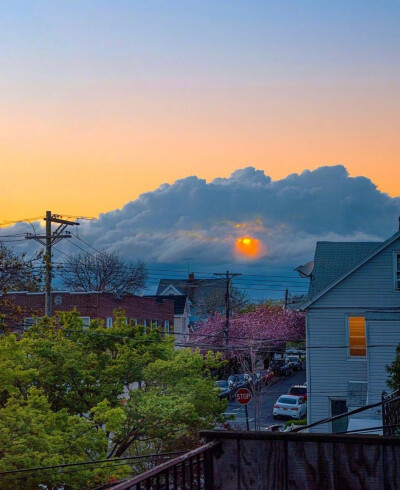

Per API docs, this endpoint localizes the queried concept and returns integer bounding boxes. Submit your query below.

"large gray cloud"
[83,165,400,266]
[4,165,400,269]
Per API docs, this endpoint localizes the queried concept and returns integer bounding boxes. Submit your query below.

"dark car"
[286,356,302,371]
[270,359,291,376]
[227,374,249,390]
[215,380,234,400]
[288,384,307,401]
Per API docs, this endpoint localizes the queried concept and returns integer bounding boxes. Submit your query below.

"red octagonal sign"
[235,387,252,405]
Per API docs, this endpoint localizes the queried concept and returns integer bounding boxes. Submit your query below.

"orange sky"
[0,2,399,222]
[1,82,398,222]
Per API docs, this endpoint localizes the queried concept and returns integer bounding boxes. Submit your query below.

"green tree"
[0,310,227,488]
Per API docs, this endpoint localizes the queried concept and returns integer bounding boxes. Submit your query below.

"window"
[348,316,366,357]
[24,317,38,330]
[164,320,170,334]
[106,317,113,328]
[395,253,400,290]
[79,317,90,329]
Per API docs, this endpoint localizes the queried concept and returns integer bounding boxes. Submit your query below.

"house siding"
[306,236,400,432]
[367,318,400,404]
[306,308,367,432]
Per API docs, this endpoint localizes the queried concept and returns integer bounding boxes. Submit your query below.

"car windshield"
[288,357,298,362]
[216,381,228,389]
[278,396,297,405]
[290,387,306,395]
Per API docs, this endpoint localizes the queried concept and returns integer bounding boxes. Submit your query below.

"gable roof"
[145,294,188,315]
[156,277,225,305]
[302,230,400,310]
[308,241,380,298]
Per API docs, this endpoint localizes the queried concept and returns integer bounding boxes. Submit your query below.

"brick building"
[4,291,174,331]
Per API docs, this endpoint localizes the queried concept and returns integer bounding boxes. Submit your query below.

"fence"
[200,430,400,490]
[108,441,219,490]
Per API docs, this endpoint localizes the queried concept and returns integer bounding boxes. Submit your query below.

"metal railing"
[109,441,220,490]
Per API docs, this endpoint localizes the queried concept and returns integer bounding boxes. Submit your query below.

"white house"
[301,229,400,433]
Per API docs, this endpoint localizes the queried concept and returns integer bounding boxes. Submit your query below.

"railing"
[382,389,400,436]
[109,441,220,490]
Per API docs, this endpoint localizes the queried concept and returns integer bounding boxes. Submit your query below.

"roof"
[145,295,187,315]
[308,241,380,298]
[302,230,400,309]
[156,278,225,305]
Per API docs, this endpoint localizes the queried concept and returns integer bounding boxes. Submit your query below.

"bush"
[284,418,306,429]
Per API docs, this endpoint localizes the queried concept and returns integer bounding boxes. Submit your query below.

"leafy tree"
[0,310,227,488]
[386,345,400,392]
[60,250,147,295]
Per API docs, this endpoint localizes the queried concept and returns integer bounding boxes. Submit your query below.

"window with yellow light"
[348,316,366,357]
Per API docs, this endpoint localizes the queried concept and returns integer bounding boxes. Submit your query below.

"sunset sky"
[0,1,399,222]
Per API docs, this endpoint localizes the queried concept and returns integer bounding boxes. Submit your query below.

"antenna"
[294,260,314,278]
[183,257,193,275]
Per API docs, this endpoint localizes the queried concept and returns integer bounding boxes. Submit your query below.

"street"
[222,369,306,430]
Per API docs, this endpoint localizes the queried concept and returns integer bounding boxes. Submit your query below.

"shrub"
[284,418,306,429]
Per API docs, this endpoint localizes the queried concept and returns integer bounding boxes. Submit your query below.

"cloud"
[82,165,400,266]
[4,165,400,270]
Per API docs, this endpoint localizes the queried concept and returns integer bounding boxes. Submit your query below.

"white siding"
[367,320,400,404]
[307,309,367,432]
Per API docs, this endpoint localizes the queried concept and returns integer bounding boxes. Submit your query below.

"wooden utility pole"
[214,270,241,345]
[26,211,79,317]
[284,288,289,310]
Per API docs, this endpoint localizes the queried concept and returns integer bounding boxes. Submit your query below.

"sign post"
[235,387,252,431]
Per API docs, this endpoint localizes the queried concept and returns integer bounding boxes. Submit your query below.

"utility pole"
[284,288,289,310]
[26,211,79,317]
[214,270,241,345]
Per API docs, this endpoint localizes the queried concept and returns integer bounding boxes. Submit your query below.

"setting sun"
[235,236,262,258]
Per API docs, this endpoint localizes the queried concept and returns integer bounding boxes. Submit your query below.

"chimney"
[188,272,195,282]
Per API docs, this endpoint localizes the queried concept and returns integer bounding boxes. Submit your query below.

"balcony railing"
[109,441,220,490]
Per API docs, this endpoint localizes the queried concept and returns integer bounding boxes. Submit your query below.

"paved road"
[221,369,306,430]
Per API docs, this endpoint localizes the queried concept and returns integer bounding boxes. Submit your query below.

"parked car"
[288,384,307,401]
[227,374,249,390]
[248,373,263,391]
[270,359,291,376]
[215,380,235,401]
[286,356,302,371]
[255,369,274,385]
[273,395,307,420]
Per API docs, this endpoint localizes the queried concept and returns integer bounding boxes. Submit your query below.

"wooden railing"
[108,441,220,490]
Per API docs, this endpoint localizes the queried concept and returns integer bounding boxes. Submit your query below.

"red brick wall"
[5,292,174,328]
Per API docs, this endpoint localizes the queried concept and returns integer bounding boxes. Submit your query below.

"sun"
[235,236,262,257]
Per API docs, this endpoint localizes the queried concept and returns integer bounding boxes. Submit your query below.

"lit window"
[349,317,366,357]
[395,253,400,290]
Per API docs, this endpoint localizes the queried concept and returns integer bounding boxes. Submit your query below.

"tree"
[0,243,41,293]
[0,311,227,488]
[386,344,400,392]
[187,304,305,429]
[60,250,147,295]
[0,244,42,331]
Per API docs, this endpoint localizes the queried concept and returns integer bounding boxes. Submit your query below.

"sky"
[0,1,399,222]
[0,1,399,299]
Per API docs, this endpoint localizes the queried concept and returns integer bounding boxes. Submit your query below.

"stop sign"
[235,387,252,405]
